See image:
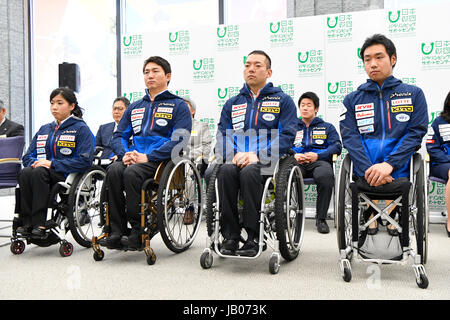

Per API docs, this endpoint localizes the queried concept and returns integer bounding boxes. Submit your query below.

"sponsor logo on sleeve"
[355,110,374,119]
[131,108,145,115]
[261,101,280,107]
[37,141,46,147]
[232,115,245,124]
[355,103,374,111]
[391,98,412,106]
[157,107,173,113]
[59,135,76,141]
[154,112,173,119]
[156,119,168,127]
[232,103,247,111]
[37,135,48,141]
[312,135,327,139]
[260,107,280,113]
[391,106,413,113]
[233,122,245,130]
[358,125,374,134]
[57,141,76,148]
[60,148,73,155]
[131,114,144,121]
[357,118,374,126]
[395,113,410,122]
[232,109,246,118]
[262,113,276,121]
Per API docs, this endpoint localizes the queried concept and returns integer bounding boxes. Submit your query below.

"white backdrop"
[120,4,450,219]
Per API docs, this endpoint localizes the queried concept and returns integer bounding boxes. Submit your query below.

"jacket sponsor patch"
[391,106,413,113]
[37,135,48,140]
[59,135,75,141]
[232,109,246,118]
[391,98,412,106]
[262,113,275,121]
[157,107,173,113]
[37,148,45,154]
[37,141,46,147]
[260,107,280,113]
[233,122,244,130]
[232,103,246,111]
[355,103,374,111]
[315,139,324,145]
[294,131,303,145]
[131,114,144,121]
[395,113,410,122]
[312,130,326,135]
[132,119,142,127]
[156,119,168,127]
[438,124,450,135]
[355,110,374,119]
[37,154,46,159]
[131,108,145,114]
[261,101,280,107]
[359,125,374,134]
[312,135,327,139]
[232,115,245,124]
[60,148,72,155]
[155,112,172,119]
[57,141,75,148]
[426,139,435,144]
[357,118,374,126]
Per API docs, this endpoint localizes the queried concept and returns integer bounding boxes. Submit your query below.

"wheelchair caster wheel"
[93,250,104,261]
[10,240,25,255]
[343,267,352,282]
[416,273,429,289]
[200,250,213,269]
[59,241,73,257]
[269,254,280,274]
[146,253,157,265]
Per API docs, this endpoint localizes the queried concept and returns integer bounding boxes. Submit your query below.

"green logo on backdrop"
[173,89,191,98]
[123,35,143,56]
[123,91,144,103]
[217,86,240,109]
[193,58,214,82]
[421,40,450,69]
[278,84,295,101]
[388,8,416,36]
[269,19,294,46]
[327,81,354,107]
[326,15,352,41]
[297,50,323,76]
[168,30,190,54]
[217,25,239,49]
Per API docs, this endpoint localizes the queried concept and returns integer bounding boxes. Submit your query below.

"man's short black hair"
[360,34,397,67]
[113,96,130,108]
[142,56,172,75]
[298,91,319,109]
[247,50,272,69]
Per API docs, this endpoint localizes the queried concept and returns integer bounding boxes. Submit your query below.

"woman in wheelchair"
[426,90,450,236]
[15,87,94,239]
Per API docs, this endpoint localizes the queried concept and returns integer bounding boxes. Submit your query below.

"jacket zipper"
[386,100,391,130]
[254,102,261,126]
[378,88,386,156]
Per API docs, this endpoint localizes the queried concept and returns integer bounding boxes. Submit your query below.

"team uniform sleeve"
[317,123,342,161]
[22,131,39,168]
[426,120,450,164]
[112,107,134,160]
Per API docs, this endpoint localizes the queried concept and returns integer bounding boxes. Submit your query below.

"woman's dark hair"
[50,87,83,118]
[298,91,320,109]
[360,34,397,68]
[440,91,450,123]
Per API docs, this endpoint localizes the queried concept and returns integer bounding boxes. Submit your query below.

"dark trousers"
[18,166,66,228]
[217,163,263,241]
[105,161,159,235]
[298,160,334,220]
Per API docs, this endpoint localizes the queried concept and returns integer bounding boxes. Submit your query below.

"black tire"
[274,157,304,261]
[416,273,429,289]
[269,255,280,275]
[337,155,352,255]
[205,164,221,237]
[157,160,202,253]
[414,160,427,265]
[67,166,106,248]
[93,250,104,261]
[200,251,213,269]
[343,267,352,282]
[59,241,73,257]
[10,240,25,255]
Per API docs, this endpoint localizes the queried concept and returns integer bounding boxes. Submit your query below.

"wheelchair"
[200,155,305,274]
[336,153,429,289]
[10,163,107,257]
[91,157,203,265]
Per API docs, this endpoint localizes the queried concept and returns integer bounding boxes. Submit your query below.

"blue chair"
[0,136,25,244]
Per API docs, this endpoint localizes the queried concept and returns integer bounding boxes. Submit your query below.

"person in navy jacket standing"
[426,91,450,236]
[95,96,130,160]
[16,87,94,238]
[105,56,192,250]
[340,34,428,235]
[293,91,341,234]
[215,50,298,257]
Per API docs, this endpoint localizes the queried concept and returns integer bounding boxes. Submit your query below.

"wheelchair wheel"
[413,159,428,265]
[68,166,106,248]
[336,155,353,258]
[59,241,74,257]
[10,240,25,255]
[157,159,203,253]
[274,157,305,261]
[205,164,221,237]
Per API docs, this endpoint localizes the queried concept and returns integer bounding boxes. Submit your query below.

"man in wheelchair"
[214,50,298,257]
[104,56,192,250]
[340,34,428,238]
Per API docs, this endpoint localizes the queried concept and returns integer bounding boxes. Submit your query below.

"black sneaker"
[31,227,47,239]
[105,233,122,249]
[317,219,330,234]
[16,226,31,236]
[236,240,258,257]
[121,230,141,250]
[220,239,238,255]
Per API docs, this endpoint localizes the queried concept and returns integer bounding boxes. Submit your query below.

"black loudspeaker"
[58,62,80,92]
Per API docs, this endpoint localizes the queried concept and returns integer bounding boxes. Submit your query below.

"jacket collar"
[359,75,402,92]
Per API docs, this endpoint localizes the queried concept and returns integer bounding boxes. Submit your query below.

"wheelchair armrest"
[56,172,78,195]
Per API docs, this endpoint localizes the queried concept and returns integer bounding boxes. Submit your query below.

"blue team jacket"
[112,90,192,163]
[22,116,94,175]
[292,117,342,163]
[426,116,450,166]
[215,82,298,162]
[340,76,428,178]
